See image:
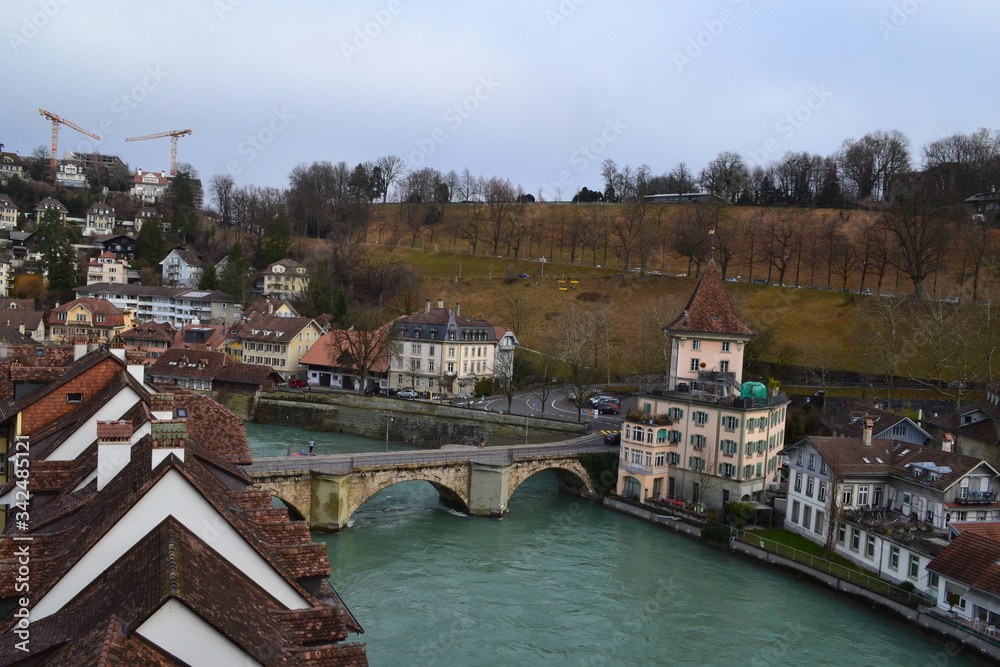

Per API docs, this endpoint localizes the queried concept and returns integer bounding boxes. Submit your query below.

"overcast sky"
[3,0,996,201]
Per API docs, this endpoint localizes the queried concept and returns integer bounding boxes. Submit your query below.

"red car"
[289,379,308,388]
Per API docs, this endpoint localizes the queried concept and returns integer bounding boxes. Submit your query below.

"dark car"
[753,278,769,285]
[604,432,621,445]
[599,404,620,415]
[288,379,308,388]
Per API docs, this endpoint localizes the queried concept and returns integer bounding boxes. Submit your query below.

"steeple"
[664,260,753,337]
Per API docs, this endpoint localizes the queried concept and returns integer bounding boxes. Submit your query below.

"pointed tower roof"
[664,261,754,337]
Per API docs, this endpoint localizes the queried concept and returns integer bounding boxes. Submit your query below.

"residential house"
[616,261,789,508]
[783,429,1000,596]
[94,233,137,261]
[0,343,75,402]
[124,205,160,233]
[299,328,391,391]
[0,355,367,663]
[923,382,1000,470]
[9,230,36,260]
[173,322,227,351]
[130,168,169,203]
[0,151,25,185]
[0,194,18,230]
[242,295,301,319]
[0,258,9,298]
[48,297,135,343]
[55,160,87,188]
[0,299,46,342]
[120,320,175,361]
[390,299,506,397]
[928,524,1000,628]
[227,313,324,380]
[256,259,310,300]
[85,251,129,285]
[77,283,243,328]
[34,197,67,224]
[147,348,281,393]
[160,246,206,287]
[67,151,130,187]
[822,402,932,446]
[83,202,116,237]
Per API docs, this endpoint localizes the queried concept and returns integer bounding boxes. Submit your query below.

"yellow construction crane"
[124,129,192,175]
[38,108,101,182]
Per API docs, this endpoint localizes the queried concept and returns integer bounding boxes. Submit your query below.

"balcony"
[955,491,995,505]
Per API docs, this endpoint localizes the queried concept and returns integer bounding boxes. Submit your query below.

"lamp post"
[384,411,393,452]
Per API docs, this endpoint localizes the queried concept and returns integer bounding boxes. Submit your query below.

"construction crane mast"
[38,109,101,182]
[124,129,192,176]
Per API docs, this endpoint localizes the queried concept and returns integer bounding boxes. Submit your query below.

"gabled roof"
[927,531,1000,596]
[121,321,175,343]
[823,402,931,442]
[147,348,229,380]
[215,363,284,387]
[231,313,316,341]
[35,197,67,213]
[86,202,115,215]
[0,193,16,208]
[159,247,205,268]
[664,260,753,337]
[922,398,1000,446]
[300,329,391,373]
[48,297,131,324]
[243,296,301,319]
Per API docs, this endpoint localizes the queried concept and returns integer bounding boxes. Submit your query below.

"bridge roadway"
[248,436,618,531]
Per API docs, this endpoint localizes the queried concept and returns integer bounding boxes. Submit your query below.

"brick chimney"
[862,417,874,446]
[109,340,126,362]
[125,350,146,384]
[151,418,187,467]
[150,393,176,421]
[74,337,89,361]
[942,433,955,453]
[97,420,133,490]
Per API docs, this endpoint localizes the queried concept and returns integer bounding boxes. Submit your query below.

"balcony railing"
[956,491,995,505]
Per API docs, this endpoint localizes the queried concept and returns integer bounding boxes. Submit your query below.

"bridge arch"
[345,464,472,521]
[507,457,598,502]
[250,472,312,523]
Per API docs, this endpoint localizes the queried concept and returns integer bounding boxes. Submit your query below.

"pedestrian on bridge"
[479,437,486,448]
[308,439,315,455]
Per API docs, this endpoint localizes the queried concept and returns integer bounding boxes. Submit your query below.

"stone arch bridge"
[247,441,615,531]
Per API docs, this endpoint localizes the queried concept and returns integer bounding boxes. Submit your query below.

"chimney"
[151,418,187,467]
[455,302,461,317]
[862,417,874,446]
[150,393,176,421]
[942,433,955,453]
[436,299,444,309]
[125,350,146,384]
[425,299,431,313]
[74,337,88,361]
[97,420,133,490]
[109,340,126,362]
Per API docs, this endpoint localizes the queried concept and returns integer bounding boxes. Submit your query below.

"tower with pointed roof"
[616,262,790,509]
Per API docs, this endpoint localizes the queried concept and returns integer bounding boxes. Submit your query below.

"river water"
[246,424,978,666]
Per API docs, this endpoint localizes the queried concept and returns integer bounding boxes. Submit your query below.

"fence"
[731,527,928,607]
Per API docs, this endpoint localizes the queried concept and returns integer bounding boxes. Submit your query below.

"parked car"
[599,404,621,415]
[396,388,418,399]
[604,432,621,445]
[288,379,308,388]
[364,386,387,396]
[516,272,531,278]
[753,278,768,285]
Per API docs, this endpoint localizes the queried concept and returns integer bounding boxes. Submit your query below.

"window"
[892,424,906,436]
[814,511,824,535]
[691,434,707,449]
[858,486,869,506]
[837,522,846,544]
[719,360,729,373]
[818,482,826,502]
[692,340,701,351]
[723,416,739,430]
[807,453,815,470]
[908,555,920,579]
[693,411,708,426]
[667,452,681,465]
[67,392,83,404]
[718,463,735,477]
[645,452,652,467]
[632,450,642,465]
[820,460,828,475]
[850,528,860,551]
[655,452,665,467]
[842,487,853,507]
[688,456,705,472]
[889,546,900,571]
[690,358,700,372]
[865,535,876,559]
[721,341,730,352]
[791,500,800,524]
[793,473,802,493]
[806,477,814,498]
[802,505,812,530]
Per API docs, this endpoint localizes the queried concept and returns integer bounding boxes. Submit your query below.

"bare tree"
[879,186,953,298]
[209,173,236,228]
[858,296,912,402]
[374,155,408,203]
[484,177,517,255]
[698,151,748,203]
[326,306,398,393]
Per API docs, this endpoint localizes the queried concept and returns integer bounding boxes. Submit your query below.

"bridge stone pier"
[248,443,609,532]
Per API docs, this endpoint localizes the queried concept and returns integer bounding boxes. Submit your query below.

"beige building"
[86,251,129,284]
[84,203,116,237]
[256,259,310,300]
[0,194,18,230]
[48,297,136,343]
[616,261,789,508]
[226,313,324,380]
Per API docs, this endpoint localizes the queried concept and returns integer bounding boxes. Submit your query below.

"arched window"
[656,429,667,444]
[633,427,644,443]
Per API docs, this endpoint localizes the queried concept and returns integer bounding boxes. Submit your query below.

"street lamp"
[384,411,393,452]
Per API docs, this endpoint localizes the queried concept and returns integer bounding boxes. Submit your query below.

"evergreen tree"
[331,288,348,324]
[167,171,197,243]
[35,208,77,297]
[220,241,252,303]
[259,208,291,268]
[135,215,167,268]
[198,264,219,290]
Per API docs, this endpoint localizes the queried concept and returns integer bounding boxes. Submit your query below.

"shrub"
[701,522,733,544]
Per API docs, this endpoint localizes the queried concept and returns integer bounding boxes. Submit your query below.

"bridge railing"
[249,441,617,474]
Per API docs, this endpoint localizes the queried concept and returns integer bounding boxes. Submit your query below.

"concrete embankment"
[604,497,1000,663]
[252,390,588,447]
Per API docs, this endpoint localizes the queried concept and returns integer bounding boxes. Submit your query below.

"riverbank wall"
[253,389,588,447]
[604,497,1000,664]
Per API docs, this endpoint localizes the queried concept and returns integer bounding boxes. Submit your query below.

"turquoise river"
[245,423,981,666]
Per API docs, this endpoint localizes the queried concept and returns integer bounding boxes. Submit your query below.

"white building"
[75,283,243,328]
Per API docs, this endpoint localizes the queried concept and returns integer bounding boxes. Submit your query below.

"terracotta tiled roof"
[121,321,175,343]
[242,296,300,318]
[0,324,34,345]
[35,197,67,213]
[300,330,391,374]
[147,348,229,380]
[927,531,1000,596]
[172,323,227,350]
[215,362,283,386]
[233,313,314,341]
[47,297,131,328]
[664,260,753,337]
